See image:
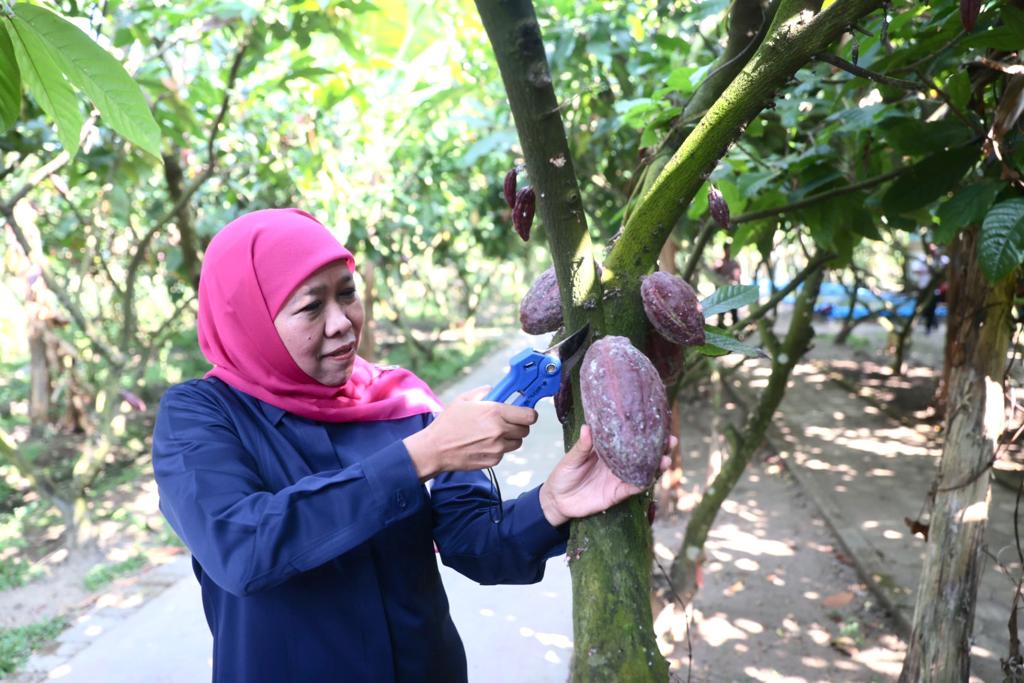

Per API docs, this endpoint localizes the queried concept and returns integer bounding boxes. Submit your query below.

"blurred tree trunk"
[359,258,377,362]
[900,227,1015,682]
[671,262,824,601]
[833,271,861,345]
[28,315,50,435]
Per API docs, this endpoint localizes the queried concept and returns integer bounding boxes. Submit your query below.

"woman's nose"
[324,301,353,337]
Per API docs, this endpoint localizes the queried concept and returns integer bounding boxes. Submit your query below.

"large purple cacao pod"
[580,335,670,488]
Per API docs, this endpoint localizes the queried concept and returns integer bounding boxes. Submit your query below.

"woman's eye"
[301,300,322,313]
[338,289,357,300]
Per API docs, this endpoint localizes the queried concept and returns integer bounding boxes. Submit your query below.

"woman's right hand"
[403,386,538,482]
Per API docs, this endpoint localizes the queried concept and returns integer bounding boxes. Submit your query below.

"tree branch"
[473,2,600,334]
[731,167,905,224]
[0,206,122,366]
[606,0,886,286]
[815,52,924,91]
[120,33,251,350]
[731,250,833,334]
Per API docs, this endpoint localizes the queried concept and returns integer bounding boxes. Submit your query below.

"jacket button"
[396,491,406,508]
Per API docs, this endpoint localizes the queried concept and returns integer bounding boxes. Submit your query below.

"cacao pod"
[503,168,518,208]
[519,267,562,334]
[641,271,706,347]
[580,336,670,488]
[513,187,535,241]
[708,185,730,229]
[647,329,685,387]
[960,0,980,32]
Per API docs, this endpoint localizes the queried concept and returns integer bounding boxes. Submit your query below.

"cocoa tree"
[475,0,887,677]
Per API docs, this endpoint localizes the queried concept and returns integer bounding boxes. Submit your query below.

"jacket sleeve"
[430,468,570,586]
[152,383,426,597]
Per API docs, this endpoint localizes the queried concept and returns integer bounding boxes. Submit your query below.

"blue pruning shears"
[482,325,590,523]
[482,348,563,407]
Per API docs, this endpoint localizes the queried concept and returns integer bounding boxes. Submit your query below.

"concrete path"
[10,333,572,683]
[772,359,1018,683]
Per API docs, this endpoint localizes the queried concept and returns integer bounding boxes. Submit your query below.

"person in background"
[151,208,671,683]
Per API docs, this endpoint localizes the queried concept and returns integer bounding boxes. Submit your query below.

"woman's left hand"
[538,425,676,527]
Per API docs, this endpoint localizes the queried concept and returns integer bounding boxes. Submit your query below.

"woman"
[153,208,664,682]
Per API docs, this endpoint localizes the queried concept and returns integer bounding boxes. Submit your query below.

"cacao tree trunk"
[899,228,1015,682]
[890,272,938,376]
[476,0,884,677]
[671,263,824,600]
[833,272,861,345]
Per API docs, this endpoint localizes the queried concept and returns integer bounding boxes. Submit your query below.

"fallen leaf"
[823,591,855,609]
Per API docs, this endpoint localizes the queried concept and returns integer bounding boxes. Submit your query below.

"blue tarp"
[761,279,946,320]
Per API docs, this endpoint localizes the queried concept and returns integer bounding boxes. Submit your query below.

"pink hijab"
[197,208,442,422]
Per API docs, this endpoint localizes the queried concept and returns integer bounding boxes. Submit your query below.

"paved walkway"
[9,333,573,683]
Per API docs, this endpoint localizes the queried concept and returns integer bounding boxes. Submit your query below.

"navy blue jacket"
[152,378,569,682]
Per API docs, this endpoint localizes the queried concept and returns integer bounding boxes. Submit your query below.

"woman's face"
[273,260,364,386]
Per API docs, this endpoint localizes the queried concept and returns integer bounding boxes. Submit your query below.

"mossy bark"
[899,228,1015,682]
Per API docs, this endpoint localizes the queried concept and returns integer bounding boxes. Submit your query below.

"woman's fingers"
[497,403,538,426]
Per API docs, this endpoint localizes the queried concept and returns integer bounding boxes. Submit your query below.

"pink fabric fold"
[197,208,442,422]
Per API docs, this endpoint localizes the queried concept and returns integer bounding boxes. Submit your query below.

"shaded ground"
[652,316,1020,682]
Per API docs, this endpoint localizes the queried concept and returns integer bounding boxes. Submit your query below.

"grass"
[83,553,147,592]
[0,555,44,591]
[0,615,67,675]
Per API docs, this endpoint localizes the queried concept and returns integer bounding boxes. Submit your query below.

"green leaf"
[961,26,1024,51]
[945,72,971,112]
[882,145,979,215]
[14,4,161,158]
[1004,6,1024,44]
[697,330,769,359]
[700,284,759,317]
[732,219,775,252]
[878,118,973,156]
[978,199,1024,282]
[6,15,81,156]
[0,22,20,132]
[935,181,1002,244]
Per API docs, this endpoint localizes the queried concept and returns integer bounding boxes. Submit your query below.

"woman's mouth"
[322,341,356,361]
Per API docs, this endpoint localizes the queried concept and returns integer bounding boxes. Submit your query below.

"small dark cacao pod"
[647,329,685,387]
[960,0,980,31]
[554,380,572,425]
[641,271,706,347]
[708,185,730,229]
[513,187,536,242]
[519,267,562,334]
[580,336,670,488]
[503,168,518,208]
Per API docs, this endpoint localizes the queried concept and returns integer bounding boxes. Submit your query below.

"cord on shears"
[486,466,504,524]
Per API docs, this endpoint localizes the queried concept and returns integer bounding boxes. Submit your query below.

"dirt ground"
[651,315,974,682]
[2,313,1018,682]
